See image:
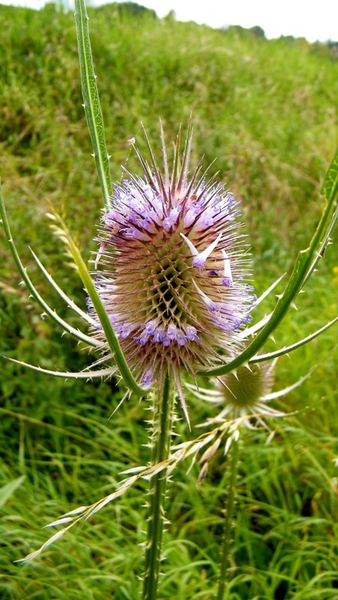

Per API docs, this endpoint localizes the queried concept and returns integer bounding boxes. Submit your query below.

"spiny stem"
[217,437,240,600]
[74,0,112,210]
[143,373,174,600]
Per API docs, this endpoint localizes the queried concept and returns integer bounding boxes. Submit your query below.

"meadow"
[0,2,338,598]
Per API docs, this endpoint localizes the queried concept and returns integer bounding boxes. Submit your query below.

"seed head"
[91,124,254,401]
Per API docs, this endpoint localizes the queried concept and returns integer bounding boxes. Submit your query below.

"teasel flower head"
[90,123,254,411]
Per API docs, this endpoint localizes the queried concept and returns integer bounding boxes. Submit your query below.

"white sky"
[1,0,338,43]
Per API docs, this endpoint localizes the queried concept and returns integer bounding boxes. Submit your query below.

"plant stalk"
[143,372,174,600]
[74,0,112,210]
[217,437,240,600]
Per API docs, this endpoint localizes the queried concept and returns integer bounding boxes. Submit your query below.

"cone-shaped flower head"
[91,124,254,394]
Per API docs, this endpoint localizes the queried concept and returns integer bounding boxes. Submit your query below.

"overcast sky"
[1,0,337,42]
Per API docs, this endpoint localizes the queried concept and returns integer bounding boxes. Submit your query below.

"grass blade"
[0,476,25,509]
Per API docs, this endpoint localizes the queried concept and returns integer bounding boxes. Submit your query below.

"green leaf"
[0,476,25,509]
[252,317,338,363]
[6,359,117,380]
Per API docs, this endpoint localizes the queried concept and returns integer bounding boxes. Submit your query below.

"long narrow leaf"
[6,358,116,379]
[0,476,25,509]
[250,317,338,363]
[74,0,112,209]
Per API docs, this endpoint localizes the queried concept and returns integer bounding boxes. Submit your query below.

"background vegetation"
[0,2,337,598]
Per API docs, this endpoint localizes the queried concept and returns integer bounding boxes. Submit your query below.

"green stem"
[143,373,174,600]
[217,438,240,600]
[74,0,112,210]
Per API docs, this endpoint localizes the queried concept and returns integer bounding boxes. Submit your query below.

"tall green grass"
[0,3,337,598]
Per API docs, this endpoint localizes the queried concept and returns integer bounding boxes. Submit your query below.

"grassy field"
[0,2,338,599]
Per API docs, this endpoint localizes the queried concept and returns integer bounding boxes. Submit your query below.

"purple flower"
[90,124,254,399]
